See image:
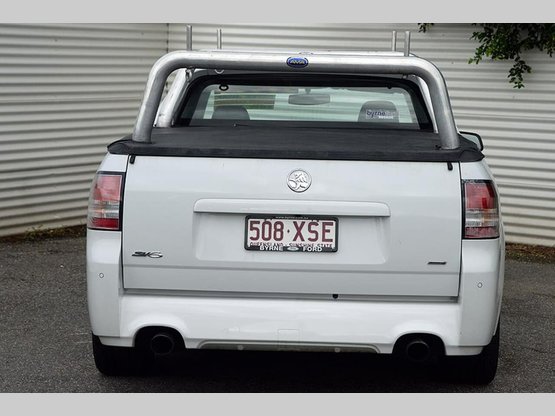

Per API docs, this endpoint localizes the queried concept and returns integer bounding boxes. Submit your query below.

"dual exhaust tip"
[146,330,437,361]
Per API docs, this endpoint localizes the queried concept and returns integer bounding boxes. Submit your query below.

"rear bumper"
[101,294,483,355]
[88,232,504,356]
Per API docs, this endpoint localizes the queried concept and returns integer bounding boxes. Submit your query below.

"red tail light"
[463,180,499,239]
[87,172,124,231]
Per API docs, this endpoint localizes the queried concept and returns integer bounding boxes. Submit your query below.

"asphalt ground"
[0,236,553,392]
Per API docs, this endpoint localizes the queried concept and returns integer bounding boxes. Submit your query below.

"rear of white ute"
[86,49,504,384]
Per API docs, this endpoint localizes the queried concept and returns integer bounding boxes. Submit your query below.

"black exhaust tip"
[405,338,431,362]
[150,333,175,355]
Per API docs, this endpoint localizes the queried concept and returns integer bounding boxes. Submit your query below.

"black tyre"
[441,321,500,385]
[92,334,151,376]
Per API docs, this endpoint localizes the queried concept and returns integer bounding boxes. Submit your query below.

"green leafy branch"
[418,23,555,88]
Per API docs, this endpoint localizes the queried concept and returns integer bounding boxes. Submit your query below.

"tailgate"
[122,156,461,297]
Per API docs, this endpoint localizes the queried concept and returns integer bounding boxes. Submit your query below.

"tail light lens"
[87,172,124,231]
[463,180,499,239]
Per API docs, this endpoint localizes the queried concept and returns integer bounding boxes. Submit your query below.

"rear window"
[177,75,433,130]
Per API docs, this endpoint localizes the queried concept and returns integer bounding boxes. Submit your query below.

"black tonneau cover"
[108,126,483,162]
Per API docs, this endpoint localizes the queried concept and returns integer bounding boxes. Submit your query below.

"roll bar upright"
[132,29,459,150]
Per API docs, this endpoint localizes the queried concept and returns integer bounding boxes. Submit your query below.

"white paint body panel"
[88,225,504,355]
[87,156,504,356]
[121,157,462,296]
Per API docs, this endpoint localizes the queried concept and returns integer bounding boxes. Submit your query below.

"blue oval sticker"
[286,56,309,68]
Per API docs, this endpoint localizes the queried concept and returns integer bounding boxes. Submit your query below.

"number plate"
[245,216,338,252]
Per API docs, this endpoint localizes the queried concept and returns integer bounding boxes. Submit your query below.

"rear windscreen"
[177,75,433,130]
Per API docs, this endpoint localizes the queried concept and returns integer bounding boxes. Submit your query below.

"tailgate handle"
[194,199,390,217]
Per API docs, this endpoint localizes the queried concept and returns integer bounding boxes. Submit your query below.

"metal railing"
[133,28,460,149]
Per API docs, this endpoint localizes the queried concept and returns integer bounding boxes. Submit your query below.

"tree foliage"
[418,23,555,88]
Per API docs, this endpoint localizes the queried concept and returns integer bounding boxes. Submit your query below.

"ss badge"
[132,251,163,258]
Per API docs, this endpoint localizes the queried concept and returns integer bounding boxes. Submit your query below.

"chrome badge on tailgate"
[287,169,311,192]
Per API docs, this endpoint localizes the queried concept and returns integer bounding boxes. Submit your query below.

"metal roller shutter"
[1,23,553,246]
[0,23,168,236]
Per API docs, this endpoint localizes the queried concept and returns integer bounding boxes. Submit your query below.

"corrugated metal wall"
[1,23,553,246]
[0,24,168,236]
[169,23,555,246]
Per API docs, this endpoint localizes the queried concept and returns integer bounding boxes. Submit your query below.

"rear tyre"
[441,321,500,385]
[92,334,152,376]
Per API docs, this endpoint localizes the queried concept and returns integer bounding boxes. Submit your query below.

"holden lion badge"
[287,169,311,193]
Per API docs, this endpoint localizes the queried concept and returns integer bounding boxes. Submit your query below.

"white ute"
[87,36,504,384]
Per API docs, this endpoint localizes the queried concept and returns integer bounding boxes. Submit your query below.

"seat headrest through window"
[212,105,250,120]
